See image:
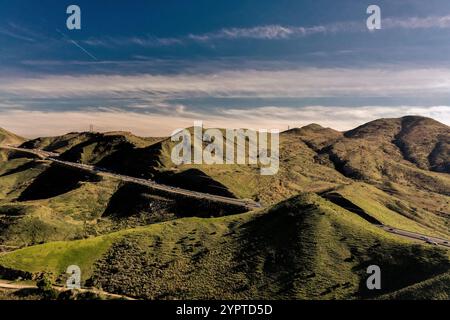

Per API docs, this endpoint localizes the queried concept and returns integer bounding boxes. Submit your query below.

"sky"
[1,0,450,137]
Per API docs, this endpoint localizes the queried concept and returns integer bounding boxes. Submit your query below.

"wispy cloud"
[0,23,39,42]
[81,13,450,49]
[384,15,450,29]
[188,15,450,41]
[188,25,329,41]
[2,66,449,136]
[2,68,450,100]
[83,35,184,48]
[83,24,342,47]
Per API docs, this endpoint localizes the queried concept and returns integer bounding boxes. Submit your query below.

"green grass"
[0,159,121,246]
[1,193,448,299]
[335,182,450,238]
[0,233,118,280]
[0,160,47,201]
[159,131,350,204]
[1,118,449,300]
[0,128,25,146]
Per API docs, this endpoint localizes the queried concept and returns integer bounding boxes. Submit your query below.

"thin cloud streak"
[384,15,450,29]
[188,25,330,41]
[83,35,184,48]
[2,68,450,100]
[81,14,450,49]
[0,22,49,42]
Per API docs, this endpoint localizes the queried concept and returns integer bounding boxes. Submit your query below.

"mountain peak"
[299,123,325,131]
[345,115,448,139]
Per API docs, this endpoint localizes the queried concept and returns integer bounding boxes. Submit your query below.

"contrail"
[56,28,98,61]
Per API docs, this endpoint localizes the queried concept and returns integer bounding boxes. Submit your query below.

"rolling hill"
[0,193,448,299]
[0,128,24,146]
[0,128,25,162]
[0,115,449,300]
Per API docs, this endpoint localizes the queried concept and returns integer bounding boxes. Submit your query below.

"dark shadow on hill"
[95,142,162,179]
[6,150,40,161]
[155,169,236,198]
[0,265,33,280]
[392,117,425,170]
[102,182,247,221]
[53,134,163,179]
[354,244,450,299]
[0,161,38,178]
[102,183,176,223]
[0,205,27,217]
[18,164,101,201]
[320,145,365,180]
[429,139,450,173]
[320,192,382,225]
[233,196,317,297]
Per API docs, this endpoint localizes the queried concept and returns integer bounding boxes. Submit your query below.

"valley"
[0,115,449,300]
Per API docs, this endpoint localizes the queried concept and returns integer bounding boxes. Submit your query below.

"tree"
[36,273,58,299]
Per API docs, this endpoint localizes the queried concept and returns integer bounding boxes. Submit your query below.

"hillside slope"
[345,116,449,173]
[0,128,24,146]
[0,116,449,300]
[379,271,450,300]
[1,116,449,244]
[0,193,448,300]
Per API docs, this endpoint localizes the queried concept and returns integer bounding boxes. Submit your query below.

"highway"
[378,225,450,248]
[0,145,261,210]
[2,145,450,248]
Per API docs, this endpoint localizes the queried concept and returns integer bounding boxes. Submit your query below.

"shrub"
[36,273,58,300]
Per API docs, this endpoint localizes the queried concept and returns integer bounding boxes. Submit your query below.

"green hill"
[0,193,448,299]
[0,128,24,146]
[0,116,449,300]
[346,116,450,173]
[378,271,450,300]
[21,131,162,155]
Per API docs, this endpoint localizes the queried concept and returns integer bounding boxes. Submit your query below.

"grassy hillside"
[0,162,119,246]
[0,117,449,300]
[0,157,244,248]
[0,159,47,201]
[19,116,447,208]
[379,271,450,300]
[324,182,450,238]
[20,131,161,154]
[0,128,25,146]
[345,116,449,173]
[153,126,350,204]
[0,193,448,300]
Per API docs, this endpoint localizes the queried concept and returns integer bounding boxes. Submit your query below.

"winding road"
[0,145,261,210]
[378,225,450,248]
[2,145,449,248]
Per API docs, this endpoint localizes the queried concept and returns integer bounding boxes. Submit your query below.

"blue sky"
[1,0,450,136]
